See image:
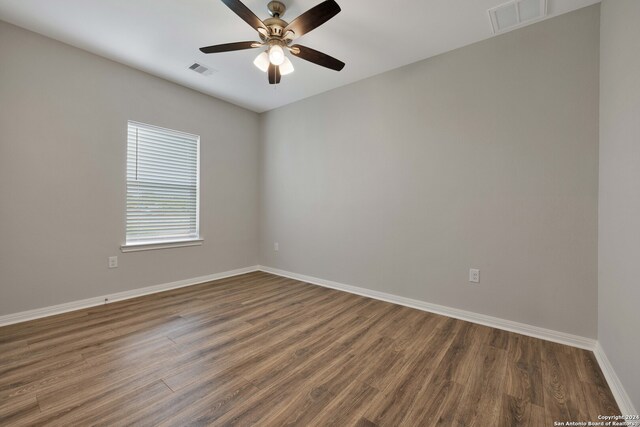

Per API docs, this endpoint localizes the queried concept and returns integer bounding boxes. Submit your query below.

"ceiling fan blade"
[220,0,267,32]
[284,0,341,38]
[290,44,345,71]
[268,63,276,84]
[200,41,260,54]
[268,64,282,84]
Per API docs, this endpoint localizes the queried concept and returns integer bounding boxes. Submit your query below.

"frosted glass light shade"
[253,51,269,72]
[268,45,285,65]
[279,57,294,75]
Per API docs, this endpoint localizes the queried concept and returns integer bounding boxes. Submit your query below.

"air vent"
[488,0,547,34]
[188,62,216,76]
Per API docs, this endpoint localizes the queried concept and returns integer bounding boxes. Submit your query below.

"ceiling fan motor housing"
[265,1,288,38]
[264,16,288,37]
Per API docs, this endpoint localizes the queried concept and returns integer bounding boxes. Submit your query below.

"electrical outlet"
[469,268,480,283]
[108,256,118,269]
[274,242,279,252]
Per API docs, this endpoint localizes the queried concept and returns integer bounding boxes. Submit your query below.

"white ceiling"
[0,0,599,112]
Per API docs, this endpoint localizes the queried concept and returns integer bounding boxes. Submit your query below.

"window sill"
[120,239,203,253]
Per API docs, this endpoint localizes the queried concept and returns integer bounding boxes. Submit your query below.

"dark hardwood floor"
[0,271,619,426]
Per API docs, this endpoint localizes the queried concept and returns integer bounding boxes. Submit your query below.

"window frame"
[121,121,202,252]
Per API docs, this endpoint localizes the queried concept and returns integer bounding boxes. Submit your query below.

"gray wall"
[259,5,600,338]
[0,21,260,315]
[0,6,604,342]
[599,0,640,411]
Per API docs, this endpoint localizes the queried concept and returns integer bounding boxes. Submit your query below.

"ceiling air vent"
[488,0,547,34]
[188,62,216,76]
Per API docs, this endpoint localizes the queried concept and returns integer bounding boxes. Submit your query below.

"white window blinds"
[126,121,200,245]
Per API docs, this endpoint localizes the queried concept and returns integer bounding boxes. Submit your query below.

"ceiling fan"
[200,0,345,84]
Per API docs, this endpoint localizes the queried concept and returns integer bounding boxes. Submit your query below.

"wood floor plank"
[0,339,30,364]
[505,334,545,407]
[580,381,620,419]
[255,384,334,426]
[309,380,379,427]
[541,341,592,425]
[0,353,86,393]
[354,417,379,427]
[415,379,467,426]
[451,344,508,426]
[0,272,621,426]
[361,317,463,426]
[120,374,256,426]
[22,380,173,427]
[34,339,180,412]
[499,393,546,427]
[0,355,88,402]
[155,378,259,426]
[405,324,498,426]
[574,347,611,389]
[0,394,41,426]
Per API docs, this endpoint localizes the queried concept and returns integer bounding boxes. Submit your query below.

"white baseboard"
[594,342,638,416]
[0,265,259,327]
[258,265,596,350]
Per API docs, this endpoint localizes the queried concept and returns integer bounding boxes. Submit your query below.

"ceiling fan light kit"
[200,0,345,85]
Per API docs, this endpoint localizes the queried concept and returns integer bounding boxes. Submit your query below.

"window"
[123,121,200,250]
